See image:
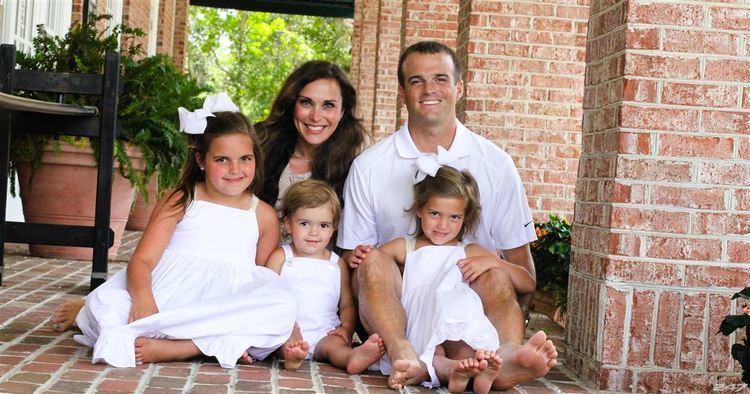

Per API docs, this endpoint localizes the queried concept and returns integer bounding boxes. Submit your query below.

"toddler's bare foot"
[283,339,309,370]
[473,350,502,394]
[134,337,201,364]
[50,298,85,332]
[238,351,253,365]
[346,333,385,374]
[447,357,484,393]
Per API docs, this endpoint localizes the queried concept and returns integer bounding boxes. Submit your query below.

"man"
[338,41,558,390]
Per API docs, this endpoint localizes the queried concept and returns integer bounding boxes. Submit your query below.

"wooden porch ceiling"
[189,0,355,18]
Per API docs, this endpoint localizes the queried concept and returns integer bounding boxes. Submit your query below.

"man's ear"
[456,79,464,101]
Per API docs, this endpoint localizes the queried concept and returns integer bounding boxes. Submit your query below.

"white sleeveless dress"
[74,196,298,368]
[279,244,341,357]
[383,238,500,387]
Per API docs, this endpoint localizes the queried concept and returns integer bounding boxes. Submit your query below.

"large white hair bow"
[178,92,240,134]
[412,146,460,184]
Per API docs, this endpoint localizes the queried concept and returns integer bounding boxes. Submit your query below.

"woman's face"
[293,78,344,149]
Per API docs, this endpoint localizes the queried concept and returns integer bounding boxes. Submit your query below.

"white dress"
[391,238,500,387]
[74,196,298,368]
[279,244,341,358]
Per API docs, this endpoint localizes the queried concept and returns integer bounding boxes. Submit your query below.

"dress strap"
[281,244,294,263]
[404,237,416,253]
[328,250,340,265]
[248,195,259,212]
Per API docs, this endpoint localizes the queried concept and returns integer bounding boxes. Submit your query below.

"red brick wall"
[122,0,151,55]
[459,0,587,222]
[567,0,750,391]
[171,0,188,69]
[157,0,176,56]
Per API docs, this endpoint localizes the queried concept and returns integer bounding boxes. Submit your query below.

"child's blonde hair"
[281,180,341,225]
[409,166,481,241]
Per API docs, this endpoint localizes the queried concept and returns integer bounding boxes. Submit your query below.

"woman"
[255,60,368,212]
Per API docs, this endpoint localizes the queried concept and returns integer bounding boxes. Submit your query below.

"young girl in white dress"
[378,163,534,393]
[265,180,385,372]
[73,93,305,369]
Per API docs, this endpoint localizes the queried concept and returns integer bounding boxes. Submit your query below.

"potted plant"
[719,287,750,386]
[10,14,205,258]
[530,214,571,327]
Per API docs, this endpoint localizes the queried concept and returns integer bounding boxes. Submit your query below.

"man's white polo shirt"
[338,120,536,253]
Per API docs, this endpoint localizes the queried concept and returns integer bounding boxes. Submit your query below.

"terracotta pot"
[16,142,143,260]
[531,290,567,329]
[126,175,157,231]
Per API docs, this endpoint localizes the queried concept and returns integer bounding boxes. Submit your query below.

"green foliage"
[12,14,206,199]
[187,7,352,121]
[531,215,571,312]
[719,288,750,385]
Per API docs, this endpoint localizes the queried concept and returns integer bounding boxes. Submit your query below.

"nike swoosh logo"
[524,221,532,227]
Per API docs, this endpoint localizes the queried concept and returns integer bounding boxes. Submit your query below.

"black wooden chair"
[0,43,121,290]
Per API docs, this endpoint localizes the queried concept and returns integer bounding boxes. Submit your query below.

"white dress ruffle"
[75,197,297,368]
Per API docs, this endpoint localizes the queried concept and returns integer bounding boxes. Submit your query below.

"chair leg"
[0,110,11,286]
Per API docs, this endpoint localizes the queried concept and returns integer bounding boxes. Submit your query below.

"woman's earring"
[199,166,205,171]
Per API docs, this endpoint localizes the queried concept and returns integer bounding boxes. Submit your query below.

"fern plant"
[12,14,205,198]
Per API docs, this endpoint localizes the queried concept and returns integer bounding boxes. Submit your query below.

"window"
[0,0,72,54]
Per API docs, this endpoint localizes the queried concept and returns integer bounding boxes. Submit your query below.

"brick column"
[171,0,188,69]
[156,0,176,56]
[123,0,152,53]
[567,0,750,391]
[350,0,380,133]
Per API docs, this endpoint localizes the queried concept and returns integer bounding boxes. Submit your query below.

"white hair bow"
[412,146,460,184]
[178,92,240,134]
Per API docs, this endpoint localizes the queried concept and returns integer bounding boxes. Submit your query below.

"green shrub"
[531,214,571,312]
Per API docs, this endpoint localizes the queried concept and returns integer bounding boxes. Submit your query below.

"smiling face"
[196,133,256,203]
[284,203,336,259]
[417,195,467,246]
[293,78,344,151]
[398,52,463,131]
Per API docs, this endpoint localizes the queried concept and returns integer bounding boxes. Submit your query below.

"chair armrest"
[0,92,98,116]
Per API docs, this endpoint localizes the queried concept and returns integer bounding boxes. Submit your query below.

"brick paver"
[0,231,592,393]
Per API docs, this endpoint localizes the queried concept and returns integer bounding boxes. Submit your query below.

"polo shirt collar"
[395,119,473,159]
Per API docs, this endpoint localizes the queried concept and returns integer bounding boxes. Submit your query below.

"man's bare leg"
[471,269,558,389]
[134,337,201,364]
[354,249,428,388]
[50,297,85,332]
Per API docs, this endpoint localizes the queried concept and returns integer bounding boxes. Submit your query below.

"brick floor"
[0,231,593,393]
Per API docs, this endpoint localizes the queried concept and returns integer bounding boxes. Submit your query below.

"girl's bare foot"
[50,298,85,332]
[346,333,385,374]
[473,350,502,394]
[238,351,253,365]
[447,357,484,393]
[134,337,201,364]
[283,339,309,370]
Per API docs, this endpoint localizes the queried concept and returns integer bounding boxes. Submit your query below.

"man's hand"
[456,255,499,283]
[326,326,352,345]
[128,298,159,323]
[346,244,373,268]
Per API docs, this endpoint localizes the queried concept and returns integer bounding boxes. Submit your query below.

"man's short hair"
[397,41,462,88]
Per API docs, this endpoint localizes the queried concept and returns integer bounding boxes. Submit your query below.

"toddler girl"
[265,179,385,372]
[378,162,533,393]
[73,93,302,368]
